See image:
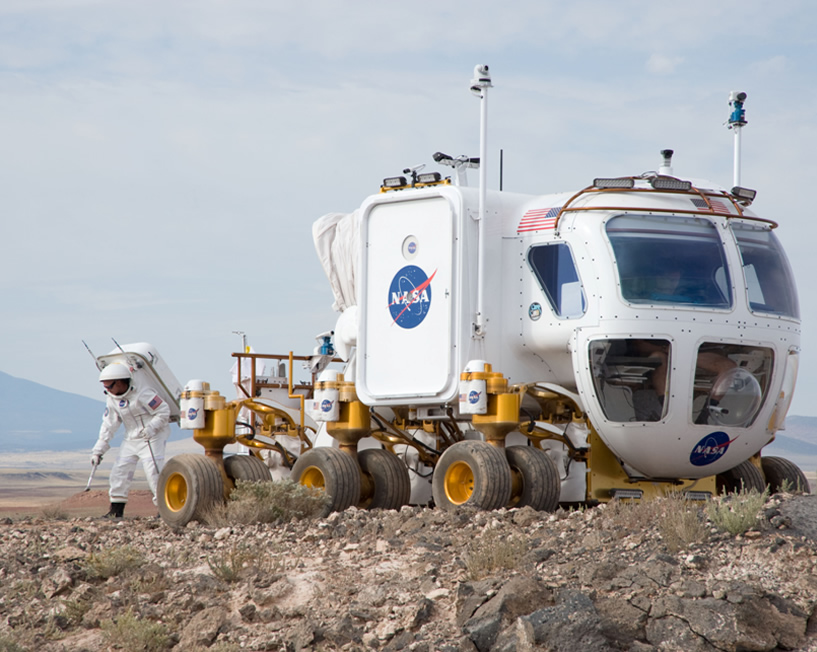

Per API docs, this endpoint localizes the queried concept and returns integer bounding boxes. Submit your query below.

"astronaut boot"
[104,502,125,519]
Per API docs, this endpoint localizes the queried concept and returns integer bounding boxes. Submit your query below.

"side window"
[528,243,586,318]
[731,223,799,319]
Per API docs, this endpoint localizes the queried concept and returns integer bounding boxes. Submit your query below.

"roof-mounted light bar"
[593,177,634,189]
[382,176,407,188]
[417,172,442,184]
[731,186,757,203]
[650,176,692,191]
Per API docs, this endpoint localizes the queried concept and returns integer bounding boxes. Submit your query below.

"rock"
[646,615,719,651]
[177,605,228,648]
[1,493,817,651]
[462,612,502,652]
[521,589,615,651]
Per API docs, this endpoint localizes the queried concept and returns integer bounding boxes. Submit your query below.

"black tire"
[716,459,766,495]
[761,456,810,494]
[431,441,511,511]
[224,454,272,484]
[291,447,361,516]
[506,446,561,511]
[158,454,224,527]
[358,448,411,510]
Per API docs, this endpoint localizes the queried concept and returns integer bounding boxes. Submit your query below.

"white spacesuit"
[91,363,171,517]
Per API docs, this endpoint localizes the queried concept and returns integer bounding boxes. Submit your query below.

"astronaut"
[90,363,171,518]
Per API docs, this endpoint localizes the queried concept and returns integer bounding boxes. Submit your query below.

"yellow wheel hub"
[444,461,474,505]
[300,466,326,490]
[164,472,188,512]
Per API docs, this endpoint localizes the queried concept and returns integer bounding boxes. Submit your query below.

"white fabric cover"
[312,211,360,312]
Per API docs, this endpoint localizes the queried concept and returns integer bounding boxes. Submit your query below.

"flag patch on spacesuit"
[148,395,163,409]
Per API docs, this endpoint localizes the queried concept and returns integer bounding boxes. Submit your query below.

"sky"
[2,1,817,417]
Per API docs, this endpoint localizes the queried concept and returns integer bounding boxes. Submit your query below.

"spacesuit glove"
[90,453,103,467]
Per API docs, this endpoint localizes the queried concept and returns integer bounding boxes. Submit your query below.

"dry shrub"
[83,546,145,580]
[706,486,769,535]
[59,598,91,629]
[656,493,709,553]
[100,608,171,652]
[40,504,68,520]
[0,635,25,652]
[463,526,527,581]
[601,496,665,535]
[204,479,329,527]
[186,643,241,652]
[601,493,708,552]
[207,542,279,583]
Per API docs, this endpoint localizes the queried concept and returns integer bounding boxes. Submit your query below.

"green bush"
[706,486,769,535]
[100,608,171,652]
[204,479,329,526]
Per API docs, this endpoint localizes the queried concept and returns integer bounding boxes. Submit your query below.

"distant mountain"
[764,415,817,471]
[1,370,816,471]
[0,371,183,453]
[775,415,817,445]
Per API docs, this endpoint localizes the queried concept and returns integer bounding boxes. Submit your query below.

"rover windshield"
[606,215,731,308]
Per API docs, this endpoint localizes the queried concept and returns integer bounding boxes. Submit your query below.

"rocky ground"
[2,491,817,652]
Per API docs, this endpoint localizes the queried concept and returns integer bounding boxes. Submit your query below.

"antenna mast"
[727,91,747,188]
[470,64,492,338]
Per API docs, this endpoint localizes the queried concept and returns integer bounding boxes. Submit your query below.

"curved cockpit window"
[589,338,670,423]
[528,243,586,317]
[691,342,773,428]
[606,215,732,308]
[731,222,799,319]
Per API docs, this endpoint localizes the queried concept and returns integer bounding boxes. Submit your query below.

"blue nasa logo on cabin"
[321,399,333,412]
[187,408,198,420]
[407,241,417,254]
[388,265,435,329]
[468,390,481,404]
[689,431,735,466]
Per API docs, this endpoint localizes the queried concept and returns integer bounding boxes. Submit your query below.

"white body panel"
[357,191,461,404]
[345,178,800,483]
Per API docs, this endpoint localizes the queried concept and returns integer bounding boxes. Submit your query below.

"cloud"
[646,54,684,75]
[750,55,788,77]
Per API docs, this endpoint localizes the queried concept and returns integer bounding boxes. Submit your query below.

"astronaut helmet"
[99,363,133,397]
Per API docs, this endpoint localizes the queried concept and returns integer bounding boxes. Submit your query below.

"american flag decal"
[517,207,561,233]
[148,395,163,410]
[691,197,731,215]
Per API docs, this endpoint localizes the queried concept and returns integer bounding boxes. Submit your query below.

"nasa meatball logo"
[388,265,436,329]
[187,407,198,420]
[321,399,333,412]
[118,399,128,408]
[468,390,482,404]
[689,431,738,467]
